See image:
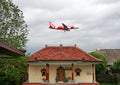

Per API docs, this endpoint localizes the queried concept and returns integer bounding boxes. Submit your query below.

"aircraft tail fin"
[49,22,56,29]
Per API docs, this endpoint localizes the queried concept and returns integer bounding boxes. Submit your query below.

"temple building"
[23,45,102,85]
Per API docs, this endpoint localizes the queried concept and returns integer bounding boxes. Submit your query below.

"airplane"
[49,22,79,31]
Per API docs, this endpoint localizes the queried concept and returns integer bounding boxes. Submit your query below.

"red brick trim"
[22,83,99,85]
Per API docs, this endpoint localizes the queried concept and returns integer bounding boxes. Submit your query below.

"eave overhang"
[28,60,102,65]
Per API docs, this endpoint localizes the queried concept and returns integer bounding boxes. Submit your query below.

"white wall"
[29,65,46,83]
[29,64,93,83]
[74,65,93,83]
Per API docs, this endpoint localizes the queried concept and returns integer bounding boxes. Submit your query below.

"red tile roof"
[28,46,102,62]
[0,40,25,56]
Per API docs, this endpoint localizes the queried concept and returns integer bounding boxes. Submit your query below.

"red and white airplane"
[49,22,79,31]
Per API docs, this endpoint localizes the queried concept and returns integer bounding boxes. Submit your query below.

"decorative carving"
[41,68,46,76]
[42,78,46,82]
[75,68,81,76]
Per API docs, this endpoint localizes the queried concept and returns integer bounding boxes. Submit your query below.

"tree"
[0,56,28,85]
[111,59,120,72]
[89,52,107,74]
[110,59,120,85]
[0,0,28,50]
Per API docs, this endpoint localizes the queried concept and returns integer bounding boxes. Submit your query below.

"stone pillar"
[72,63,74,80]
[46,64,49,81]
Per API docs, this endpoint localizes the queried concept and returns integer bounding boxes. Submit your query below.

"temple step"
[48,84,78,85]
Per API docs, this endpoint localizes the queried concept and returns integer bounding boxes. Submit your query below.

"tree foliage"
[0,56,28,85]
[111,59,120,71]
[0,0,28,50]
[89,52,107,74]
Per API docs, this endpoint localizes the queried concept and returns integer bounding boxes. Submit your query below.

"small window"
[41,68,46,76]
[75,68,81,76]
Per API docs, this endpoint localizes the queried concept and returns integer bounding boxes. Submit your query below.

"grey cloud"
[12,0,120,54]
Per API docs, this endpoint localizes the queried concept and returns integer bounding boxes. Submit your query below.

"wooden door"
[57,66,65,81]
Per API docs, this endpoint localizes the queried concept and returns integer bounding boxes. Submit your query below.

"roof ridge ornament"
[74,44,77,47]
[45,44,48,48]
[60,44,63,46]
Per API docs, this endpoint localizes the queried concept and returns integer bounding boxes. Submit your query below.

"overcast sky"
[12,0,120,54]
